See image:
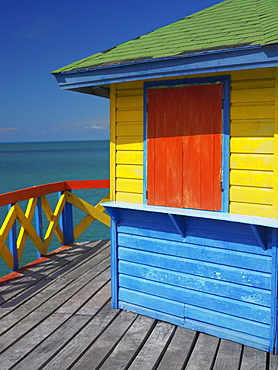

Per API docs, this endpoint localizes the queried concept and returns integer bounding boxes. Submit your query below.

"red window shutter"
[147,84,222,211]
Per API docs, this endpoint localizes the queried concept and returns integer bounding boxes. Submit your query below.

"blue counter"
[103,201,278,353]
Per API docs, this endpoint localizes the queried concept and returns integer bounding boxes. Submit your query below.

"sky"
[1,0,222,143]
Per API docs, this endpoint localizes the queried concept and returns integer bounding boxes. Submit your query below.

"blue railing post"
[59,191,74,244]
[35,197,44,258]
[8,204,18,271]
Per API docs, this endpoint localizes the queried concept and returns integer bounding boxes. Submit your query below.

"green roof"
[53,0,278,74]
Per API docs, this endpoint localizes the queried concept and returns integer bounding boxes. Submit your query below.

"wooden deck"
[0,240,278,370]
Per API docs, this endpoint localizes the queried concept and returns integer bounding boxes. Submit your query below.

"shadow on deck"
[0,240,277,370]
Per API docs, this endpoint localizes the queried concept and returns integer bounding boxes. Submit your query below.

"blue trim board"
[143,75,230,213]
[271,229,278,353]
[53,45,278,92]
[103,201,278,228]
[110,220,119,309]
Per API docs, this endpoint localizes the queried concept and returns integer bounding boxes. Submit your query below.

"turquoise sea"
[0,141,110,277]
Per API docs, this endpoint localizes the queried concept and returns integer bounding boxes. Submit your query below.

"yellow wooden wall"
[110,67,278,219]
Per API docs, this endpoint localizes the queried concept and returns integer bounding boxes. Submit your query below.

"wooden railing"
[0,180,110,271]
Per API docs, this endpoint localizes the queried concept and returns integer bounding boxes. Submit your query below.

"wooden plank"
[230,105,275,120]
[71,310,138,370]
[119,275,270,325]
[0,312,72,370]
[231,87,275,103]
[231,120,274,137]
[0,253,110,351]
[230,186,273,205]
[116,136,143,151]
[13,314,91,369]
[128,321,175,370]
[118,247,271,289]
[119,262,271,307]
[211,339,242,370]
[116,109,143,123]
[56,268,110,314]
[44,302,119,369]
[230,137,274,154]
[157,327,197,370]
[116,95,143,109]
[230,153,274,171]
[116,150,143,165]
[269,353,278,369]
[231,68,276,80]
[116,178,143,193]
[230,170,273,188]
[116,164,143,179]
[240,346,267,370]
[116,81,143,90]
[118,232,272,272]
[116,124,143,136]
[231,80,276,90]
[116,192,143,203]
[184,333,219,370]
[117,88,143,97]
[100,315,155,370]
[229,202,273,218]
[77,281,111,316]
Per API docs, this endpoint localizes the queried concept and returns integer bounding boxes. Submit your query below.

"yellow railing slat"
[44,193,67,249]
[0,244,14,270]
[66,192,110,227]
[74,214,95,240]
[41,195,64,243]
[17,198,38,263]
[0,205,17,252]
[15,204,46,255]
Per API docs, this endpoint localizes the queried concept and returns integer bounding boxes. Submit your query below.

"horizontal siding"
[115,82,144,202]
[230,170,273,188]
[229,68,275,217]
[229,202,273,218]
[116,178,143,193]
[113,68,276,217]
[115,209,274,349]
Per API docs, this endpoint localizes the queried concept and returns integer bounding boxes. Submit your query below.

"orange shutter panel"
[147,84,222,211]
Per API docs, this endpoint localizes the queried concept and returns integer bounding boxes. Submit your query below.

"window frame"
[143,75,231,213]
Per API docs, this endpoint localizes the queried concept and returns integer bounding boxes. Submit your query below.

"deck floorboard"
[0,240,276,370]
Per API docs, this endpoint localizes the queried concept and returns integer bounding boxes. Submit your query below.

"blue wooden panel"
[105,205,278,352]
[118,234,272,273]
[119,261,271,307]
[120,286,269,339]
[119,301,185,328]
[119,275,271,324]
[118,224,272,255]
[183,304,270,339]
[119,287,184,318]
[119,301,270,352]
[118,247,271,289]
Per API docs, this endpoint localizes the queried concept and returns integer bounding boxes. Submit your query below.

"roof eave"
[52,44,278,97]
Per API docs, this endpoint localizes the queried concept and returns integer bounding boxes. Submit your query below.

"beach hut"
[52,0,278,353]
